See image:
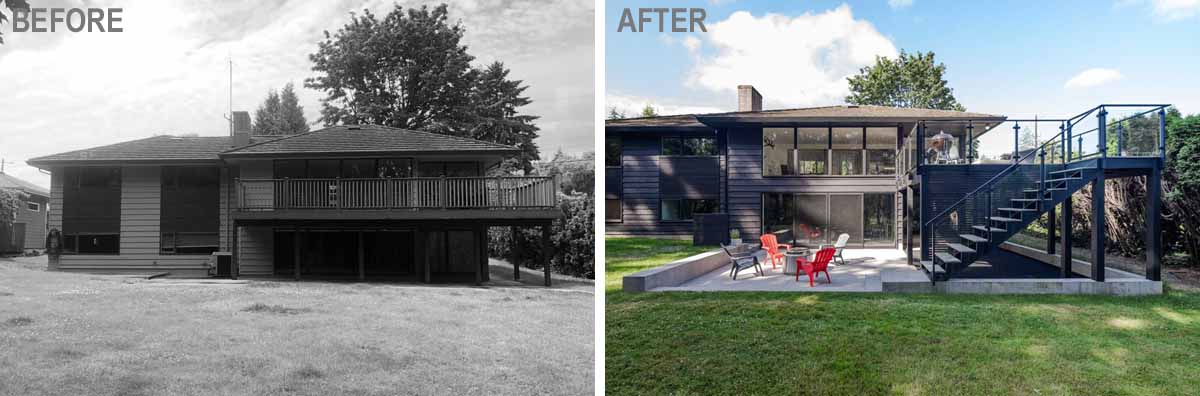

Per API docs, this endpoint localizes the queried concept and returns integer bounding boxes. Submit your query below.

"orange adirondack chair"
[759,234,791,269]
[796,247,836,287]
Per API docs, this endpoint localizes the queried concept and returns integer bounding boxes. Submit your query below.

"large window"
[606,199,622,222]
[274,159,417,179]
[762,192,897,248]
[795,128,828,175]
[866,127,896,175]
[160,167,219,255]
[660,199,718,221]
[763,128,795,176]
[662,137,717,156]
[762,126,896,176]
[864,193,895,245]
[831,127,864,175]
[62,167,121,254]
[606,137,621,167]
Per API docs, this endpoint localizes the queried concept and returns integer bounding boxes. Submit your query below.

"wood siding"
[605,132,726,238]
[5,193,48,251]
[237,225,274,276]
[50,166,213,276]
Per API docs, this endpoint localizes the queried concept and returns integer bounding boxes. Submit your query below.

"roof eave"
[217,149,521,159]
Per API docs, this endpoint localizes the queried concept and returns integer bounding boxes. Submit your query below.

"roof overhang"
[26,158,221,170]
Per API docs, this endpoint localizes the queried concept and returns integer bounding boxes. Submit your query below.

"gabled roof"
[607,105,1006,129]
[0,172,50,197]
[220,125,519,157]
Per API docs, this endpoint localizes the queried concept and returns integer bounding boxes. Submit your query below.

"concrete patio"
[651,249,926,292]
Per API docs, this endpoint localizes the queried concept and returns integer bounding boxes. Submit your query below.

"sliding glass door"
[762,192,895,248]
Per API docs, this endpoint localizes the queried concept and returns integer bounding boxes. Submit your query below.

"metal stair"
[928,166,1098,279]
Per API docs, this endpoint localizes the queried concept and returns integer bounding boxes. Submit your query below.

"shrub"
[489,192,595,279]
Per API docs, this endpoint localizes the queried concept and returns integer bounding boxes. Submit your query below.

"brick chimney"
[231,111,251,147]
[737,85,762,112]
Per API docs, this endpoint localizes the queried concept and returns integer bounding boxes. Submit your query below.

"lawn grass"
[605,237,1200,396]
[0,256,593,396]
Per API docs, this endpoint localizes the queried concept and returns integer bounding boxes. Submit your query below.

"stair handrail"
[922,128,1066,229]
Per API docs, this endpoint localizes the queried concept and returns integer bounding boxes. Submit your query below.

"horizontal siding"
[727,126,904,241]
[13,194,48,250]
[237,225,274,276]
[53,166,211,273]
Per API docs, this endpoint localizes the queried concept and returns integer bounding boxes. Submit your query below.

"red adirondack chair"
[796,247,836,287]
[759,234,791,269]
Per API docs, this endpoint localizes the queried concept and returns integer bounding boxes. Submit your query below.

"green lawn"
[605,237,1200,396]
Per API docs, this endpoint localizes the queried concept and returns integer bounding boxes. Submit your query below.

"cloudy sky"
[606,0,1200,118]
[0,0,594,188]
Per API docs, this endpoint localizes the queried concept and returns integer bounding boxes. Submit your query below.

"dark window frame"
[659,198,719,222]
[605,198,622,223]
[762,126,898,178]
[61,166,121,255]
[605,136,622,167]
[759,191,898,248]
[160,166,220,255]
[660,136,718,157]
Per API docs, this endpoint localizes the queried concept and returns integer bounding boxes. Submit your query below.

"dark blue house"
[605,85,1167,283]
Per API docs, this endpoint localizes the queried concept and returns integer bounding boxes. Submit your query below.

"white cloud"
[0,0,594,188]
[679,5,897,109]
[1152,0,1200,19]
[606,93,726,118]
[1064,68,1124,89]
[888,0,915,9]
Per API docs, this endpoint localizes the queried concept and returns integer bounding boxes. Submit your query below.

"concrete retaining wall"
[623,249,729,292]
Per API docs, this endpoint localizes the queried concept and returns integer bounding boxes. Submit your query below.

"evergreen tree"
[469,62,540,175]
[252,83,309,135]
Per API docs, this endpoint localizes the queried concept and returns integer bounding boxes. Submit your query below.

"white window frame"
[26,201,39,212]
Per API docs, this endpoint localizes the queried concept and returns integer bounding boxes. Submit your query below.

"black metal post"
[1013,122,1021,163]
[1159,108,1168,159]
[1091,172,1106,282]
[1061,196,1073,278]
[1098,109,1108,159]
[1147,165,1162,281]
[1047,204,1057,255]
[966,121,975,163]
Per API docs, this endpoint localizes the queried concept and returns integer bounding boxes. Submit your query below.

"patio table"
[783,247,810,275]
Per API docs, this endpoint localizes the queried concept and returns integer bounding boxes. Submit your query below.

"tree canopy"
[307,4,541,172]
[845,50,965,111]
[252,83,309,135]
[640,105,658,117]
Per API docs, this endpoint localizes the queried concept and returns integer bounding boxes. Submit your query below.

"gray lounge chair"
[722,244,762,280]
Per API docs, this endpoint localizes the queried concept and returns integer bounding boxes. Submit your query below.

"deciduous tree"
[846,50,965,111]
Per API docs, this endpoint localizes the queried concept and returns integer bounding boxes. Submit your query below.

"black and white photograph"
[0,1,595,395]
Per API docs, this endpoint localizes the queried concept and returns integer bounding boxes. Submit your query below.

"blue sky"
[605,0,1200,119]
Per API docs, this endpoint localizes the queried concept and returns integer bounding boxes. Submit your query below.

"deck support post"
[1047,205,1056,255]
[475,226,485,286]
[1147,166,1162,281]
[1061,197,1073,277]
[231,225,240,280]
[357,231,365,281]
[419,228,430,283]
[903,189,911,266]
[511,226,520,280]
[293,231,301,281]
[1091,174,1106,282]
[541,223,552,287]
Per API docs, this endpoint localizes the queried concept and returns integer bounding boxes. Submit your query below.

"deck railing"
[236,176,557,211]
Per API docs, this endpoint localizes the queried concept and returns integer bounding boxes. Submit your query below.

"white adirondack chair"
[832,233,849,265]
